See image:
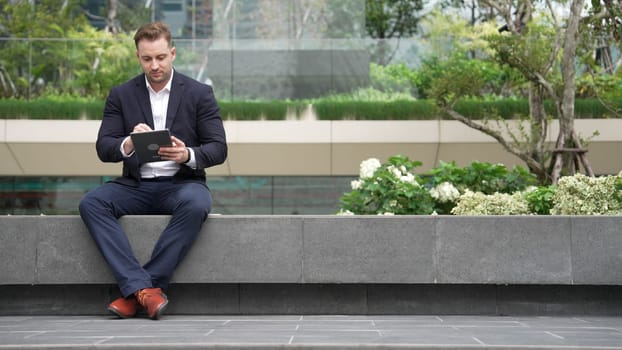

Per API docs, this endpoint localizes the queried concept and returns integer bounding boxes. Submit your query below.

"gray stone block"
[167,284,240,314]
[239,284,367,314]
[436,216,572,284]
[36,216,113,283]
[0,284,112,315]
[0,216,39,284]
[302,216,436,283]
[367,284,497,315]
[496,285,622,316]
[4,215,622,289]
[570,216,622,284]
[174,216,304,283]
[120,215,169,264]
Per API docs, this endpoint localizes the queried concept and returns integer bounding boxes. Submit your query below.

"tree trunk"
[527,83,549,183]
[106,0,118,34]
[551,0,594,183]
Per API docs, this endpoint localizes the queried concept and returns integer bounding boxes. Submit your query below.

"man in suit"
[79,22,227,320]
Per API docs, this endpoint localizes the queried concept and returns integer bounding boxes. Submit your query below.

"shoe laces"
[136,288,160,305]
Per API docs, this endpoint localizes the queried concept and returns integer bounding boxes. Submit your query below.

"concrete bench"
[2,215,622,316]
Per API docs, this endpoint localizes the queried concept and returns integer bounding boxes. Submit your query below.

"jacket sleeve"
[95,87,133,163]
[192,85,228,169]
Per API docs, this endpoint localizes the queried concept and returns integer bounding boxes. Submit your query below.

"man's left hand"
[158,135,190,163]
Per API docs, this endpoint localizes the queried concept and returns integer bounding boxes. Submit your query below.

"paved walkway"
[1,315,622,349]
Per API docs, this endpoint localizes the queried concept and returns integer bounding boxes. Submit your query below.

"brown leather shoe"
[107,297,140,318]
[135,288,168,320]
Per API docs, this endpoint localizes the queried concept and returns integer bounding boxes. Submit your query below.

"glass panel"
[0,176,354,215]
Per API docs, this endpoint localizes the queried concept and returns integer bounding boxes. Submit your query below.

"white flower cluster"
[451,190,530,215]
[388,165,418,185]
[550,173,622,215]
[350,179,363,190]
[336,209,355,215]
[359,158,382,179]
[429,182,460,203]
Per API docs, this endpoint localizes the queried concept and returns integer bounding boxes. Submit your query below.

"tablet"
[130,129,172,163]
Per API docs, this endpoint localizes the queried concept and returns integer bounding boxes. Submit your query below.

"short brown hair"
[133,22,172,49]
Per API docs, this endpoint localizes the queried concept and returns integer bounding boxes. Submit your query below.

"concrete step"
[1,315,621,350]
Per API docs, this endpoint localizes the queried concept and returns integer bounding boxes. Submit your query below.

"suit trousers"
[79,179,212,297]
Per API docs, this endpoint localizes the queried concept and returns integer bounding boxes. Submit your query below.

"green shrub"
[339,156,536,215]
[450,190,530,215]
[338,156,436,215]
[0,97,619,120]
[550,173,622,215]
[0,96,104,119]
[219,101,301,120]
[369,63,417,95]
[314,99,437,120]
[525,185,556,215]
[427,160,537,195]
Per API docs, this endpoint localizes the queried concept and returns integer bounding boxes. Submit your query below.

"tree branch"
[442,106,546,175]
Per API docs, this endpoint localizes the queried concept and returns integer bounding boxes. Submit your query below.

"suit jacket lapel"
[135,75,155,129]
[166,72,183,130]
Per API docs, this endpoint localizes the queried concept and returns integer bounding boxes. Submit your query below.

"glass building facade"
[0,176,355,215]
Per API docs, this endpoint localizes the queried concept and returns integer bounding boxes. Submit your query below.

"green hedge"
[0,97,620,120]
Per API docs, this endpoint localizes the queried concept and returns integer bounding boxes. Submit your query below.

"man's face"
[136,37,176,91]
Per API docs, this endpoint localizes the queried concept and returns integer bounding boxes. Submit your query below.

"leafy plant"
[550,173,622,215]
[450,190,530,215]
[339,156,537,215]
[525,185,555,215]
[427,160,537,195]
[339,155,436,215]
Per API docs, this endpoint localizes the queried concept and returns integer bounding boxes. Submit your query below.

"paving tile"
[1,315,622,349]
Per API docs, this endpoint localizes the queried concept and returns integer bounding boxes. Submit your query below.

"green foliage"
[427,161,537,195]
[313,99,436,120]
[66,27,140,99]
[450,190,530,215]
[0,96,104,119]
[339,156,537,215]
[550,173,622,215]
[338,155,622,216]
[365,0,423,39]
[219,101,300,120]
[426,53,524,105]
[339,156,436,215]
[486,23,558,82]
[525,185,556,215]
[0,0,88,38]
[0,0,91,98]
[0,97,619,120]
[369,63,417,95]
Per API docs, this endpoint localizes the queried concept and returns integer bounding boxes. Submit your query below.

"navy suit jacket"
[95,71,227,186]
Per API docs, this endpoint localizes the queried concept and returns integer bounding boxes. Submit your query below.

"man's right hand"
[123,123,154,156]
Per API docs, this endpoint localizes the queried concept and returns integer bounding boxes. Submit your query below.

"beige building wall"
[1,119,620,176]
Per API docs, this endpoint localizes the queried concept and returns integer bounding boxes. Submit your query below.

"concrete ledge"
[2,215,622,316]
[2,215,622,286]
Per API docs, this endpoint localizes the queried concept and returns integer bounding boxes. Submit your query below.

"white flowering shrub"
[429,182,461,203]
[451,190,531,215]
[339,155,436,215]
[339,156,622,216]
[550,173,622,215]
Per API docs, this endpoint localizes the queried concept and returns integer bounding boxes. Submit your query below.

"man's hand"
[158,135,189,163]
[123,123,153,155]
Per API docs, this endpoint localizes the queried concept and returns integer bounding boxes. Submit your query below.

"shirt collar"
[145,69,174,94]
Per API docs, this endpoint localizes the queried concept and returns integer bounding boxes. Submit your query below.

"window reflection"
[0,176,354,215]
